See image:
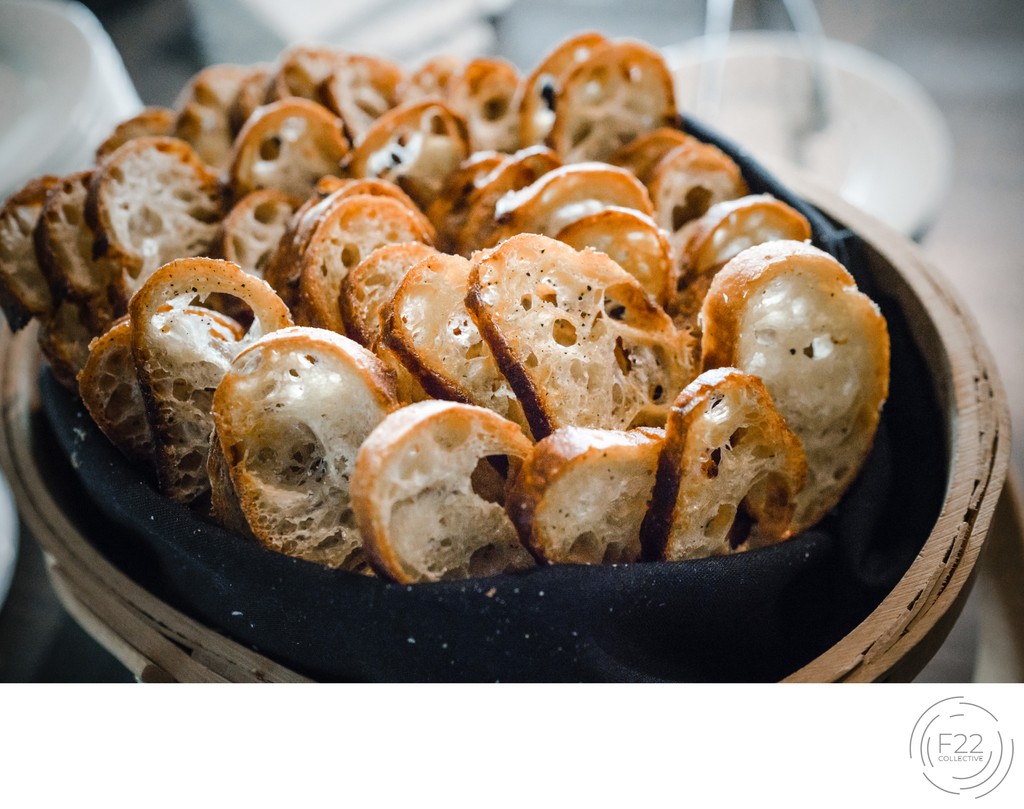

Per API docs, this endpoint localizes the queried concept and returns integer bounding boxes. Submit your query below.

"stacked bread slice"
[1,34,891,583]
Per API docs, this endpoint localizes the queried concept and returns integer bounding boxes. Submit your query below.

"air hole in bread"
[525,351,539,368]
[259,136,282,161]
[728,427,747,448]
[672,186,713,232]
[253,200,282,225]
[132,206,164,238]
[613,336,632,374]
[471,456,508,505]
[726,507,753,549]
[702,447,722,478]
[341,243,361,269]
[627,65,644,83]
[483,97,508,121]
[427,113,448,136]
[552,318,577,347]
[536,282,558,305]
[569,531,601,563]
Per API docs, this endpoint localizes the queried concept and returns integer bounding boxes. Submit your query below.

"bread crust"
[507,426,663,564]
[78,317,155,466]
[700,241,890,531]
[174,64,255,169]
[639,367,807,561]
[129,257,293,502]
[294,193,433,332]
[351,400,533,583]
[447,57,521,153]
[85,137,224,285]
[426,150,506,252]
[550,39,677,163]
[339,241,437,347]
[608,127,698,186]
[0,175,61,329]
[517,32,608,146]
[488,162,653,246]
[228,98,349,200]
[346,99,469,209]
[213,326,398,569]
[467,234,695,439]
[383,251,528,431]
[671,194,811,335]
[95,107,176,163]
[555,206,673,307]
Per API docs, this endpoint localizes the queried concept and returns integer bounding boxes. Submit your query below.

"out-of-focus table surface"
[1,0,1022,682]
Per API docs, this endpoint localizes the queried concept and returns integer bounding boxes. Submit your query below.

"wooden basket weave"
[0,184,1010,683]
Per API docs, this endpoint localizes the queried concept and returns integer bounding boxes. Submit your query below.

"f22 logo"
[910,697,1014,798]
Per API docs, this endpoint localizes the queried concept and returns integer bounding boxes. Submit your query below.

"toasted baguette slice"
[639,367,807,561]
[672,194,811,335]
[0,175,60,329]
[518,32,608,146]
[447,58,521,153]
[555,206,672,307]
[78,317,155,466]
[217,189,301,280]
[228,64,273,135]
[700,241,890,531]
[37,298,95,391]
[266,45,342,101]
[339,241,437,346]
[425,150,505,252]
[457,146,561,253]
[213,326,398,570]
[95,107,176,162]
[295,194,433,332]
[507,426,663,564]
[489,162,653,246]
[130,258,293,503]
[207,425,255,540]
[382,252,527,431]
[398,54,463,103]
[608,127,698,185]
[33,170,120,329]
[174,64,255,169]
[649,140,748,239]
[323,178,436,241]
[467,234,696,439]
[320,53,404,144]
[346,100,469,210]
[85,137,224,286]
[352,400,534,583]
[228,98,349,200]
[550,39,677,163]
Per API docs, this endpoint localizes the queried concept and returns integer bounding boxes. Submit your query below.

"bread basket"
[0,128,1009,682]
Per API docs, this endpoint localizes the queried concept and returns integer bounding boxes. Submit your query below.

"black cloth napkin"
[40,119,948,681]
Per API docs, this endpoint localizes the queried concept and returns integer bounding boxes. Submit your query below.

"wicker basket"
[0,182,1010,683]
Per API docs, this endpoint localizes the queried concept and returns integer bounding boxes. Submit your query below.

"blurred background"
[1,0,1022,681]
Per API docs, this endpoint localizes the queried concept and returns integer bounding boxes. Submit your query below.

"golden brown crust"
[339,241,437,347]
[174,64,254,169]
[549,39,677,163]
[351,400,533,583]
[639,367,807,561]
[95,107,176,162]
[518,32,609,146]
[0,174,61,329]
[608,127,698,186]
[457,146,562,253]
[227,98,349,200]
[346,100,470,210]
[294,194,433,333]
[700,241,890,531]
[78,317,154,465]
[85,136,225,282]
[425,150,506,252]
[507,426,662,564]
[554,206,673,307]
[129,257,293,502]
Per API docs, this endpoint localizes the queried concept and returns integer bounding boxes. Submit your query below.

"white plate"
[665,32,954,236]
[0,0,141,198]
[0,471,17,613]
